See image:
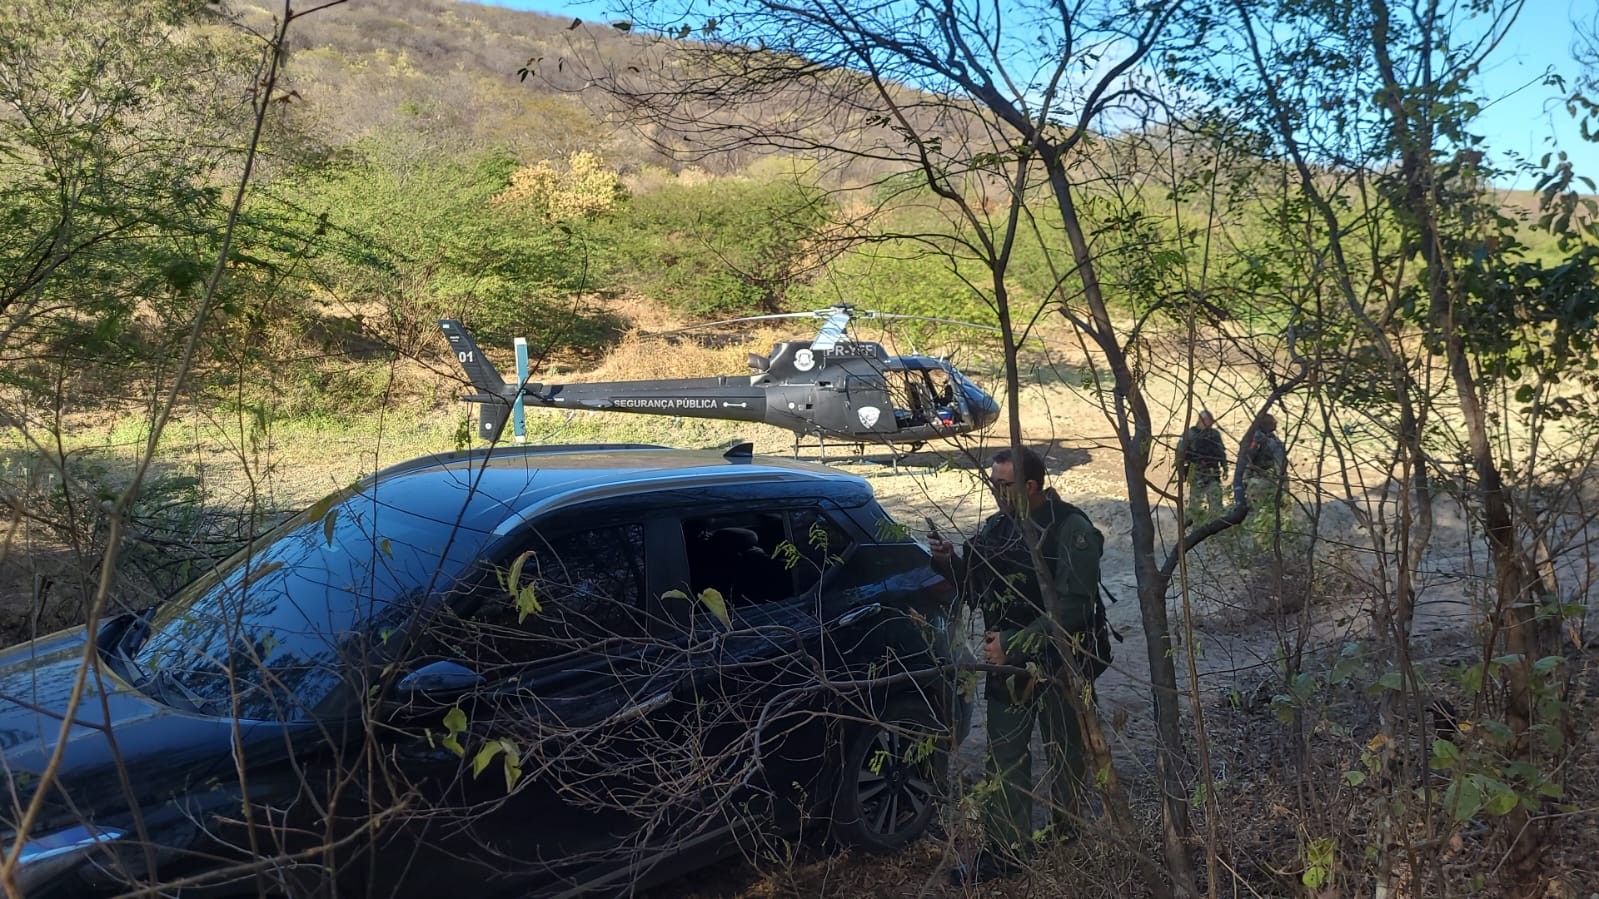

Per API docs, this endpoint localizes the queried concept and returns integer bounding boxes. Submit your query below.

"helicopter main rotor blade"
[856,311,1002,332]
[663,311,824,333]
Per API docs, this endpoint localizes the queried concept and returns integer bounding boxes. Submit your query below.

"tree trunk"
[1042,150,1198,898]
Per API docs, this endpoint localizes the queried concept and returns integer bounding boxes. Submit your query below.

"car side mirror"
[395,660,485,696]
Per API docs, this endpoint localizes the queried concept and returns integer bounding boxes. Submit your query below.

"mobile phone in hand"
[924,516,942,540]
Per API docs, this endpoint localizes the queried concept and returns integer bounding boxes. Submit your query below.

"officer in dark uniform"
[1241,412,1289,549]
[1176,409,1227,525]
[929,448,1106,883]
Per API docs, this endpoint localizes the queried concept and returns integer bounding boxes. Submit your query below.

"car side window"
[681,508,854,604]
[683,511,789,604]
[786,508,853,594]
[450,523,648,672]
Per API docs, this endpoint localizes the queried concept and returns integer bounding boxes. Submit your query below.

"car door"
[668,502,864,846]
[372,513,682,897]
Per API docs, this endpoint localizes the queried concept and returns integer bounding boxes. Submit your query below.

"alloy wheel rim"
[855,725,936,837]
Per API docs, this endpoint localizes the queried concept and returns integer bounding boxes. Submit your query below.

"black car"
[0,443,969,897]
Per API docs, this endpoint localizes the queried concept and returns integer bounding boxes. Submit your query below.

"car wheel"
[830,700,949,852]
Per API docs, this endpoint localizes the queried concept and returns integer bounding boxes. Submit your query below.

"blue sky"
[1472,0,1598,191]
[471,0,1599,190]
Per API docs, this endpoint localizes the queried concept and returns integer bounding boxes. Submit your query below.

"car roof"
[358,443,869,537]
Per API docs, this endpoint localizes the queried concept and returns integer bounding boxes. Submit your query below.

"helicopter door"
[923,368,962,426]
[840,374,896,434]
[887,371,929,428]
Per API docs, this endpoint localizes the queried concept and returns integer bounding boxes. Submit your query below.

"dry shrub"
[589,293,694,335]
[578,322,794,383]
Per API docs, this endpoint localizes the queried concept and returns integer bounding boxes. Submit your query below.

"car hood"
[0,625,269,811]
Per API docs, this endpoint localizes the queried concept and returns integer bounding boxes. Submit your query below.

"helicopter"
[439,305,1001,454]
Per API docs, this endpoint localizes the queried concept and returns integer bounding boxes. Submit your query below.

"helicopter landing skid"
[790,434,925,468]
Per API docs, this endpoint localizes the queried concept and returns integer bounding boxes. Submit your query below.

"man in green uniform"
[929,448,1106,884]
[1242,413,1288,549]
[1176,408,1227,525]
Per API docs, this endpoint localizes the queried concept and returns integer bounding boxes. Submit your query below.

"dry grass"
[579,327,792,382]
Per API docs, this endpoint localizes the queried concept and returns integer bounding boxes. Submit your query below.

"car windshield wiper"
[108,608,155,689]
[107,609,210,714]
[149,669,212,714]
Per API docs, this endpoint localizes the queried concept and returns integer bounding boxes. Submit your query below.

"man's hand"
[981,631,1007,666]
[928,533,955,569]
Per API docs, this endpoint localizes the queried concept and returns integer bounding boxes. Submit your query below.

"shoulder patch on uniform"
[1073,531,1091,550]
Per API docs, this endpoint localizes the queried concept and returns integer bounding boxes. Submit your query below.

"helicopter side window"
[926,368,955,407]
[890,372,929,427]
[924,369,960,426]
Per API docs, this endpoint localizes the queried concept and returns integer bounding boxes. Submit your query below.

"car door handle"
[836,603,882,627]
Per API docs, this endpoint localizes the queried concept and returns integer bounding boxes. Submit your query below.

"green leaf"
[1532,655,1564,674]
[443,706,468,734]
[1343,770,1367,787]
[1369,671,1405,693]
[503,752,523,791]
[1302,837,1335,888]
[1445,777,1485,821]
[697,587,731,629]
[379,538,393,558]
[1430,738,1460,769]
[1481,720,1515,744]
[515,586,541,623]
[508,550,533,587]
[305,492,338,524]
[472,742,506,777]
[1291,671,1317,700]
[1481,778,1519,816]
[442,706,469,756]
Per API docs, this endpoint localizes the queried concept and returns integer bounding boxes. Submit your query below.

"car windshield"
[129,488,491,721]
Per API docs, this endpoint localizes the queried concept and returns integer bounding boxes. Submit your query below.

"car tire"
[830,698,950,852]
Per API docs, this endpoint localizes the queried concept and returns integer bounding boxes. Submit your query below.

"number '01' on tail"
[439,319,513,442]
[439,319,508,394]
